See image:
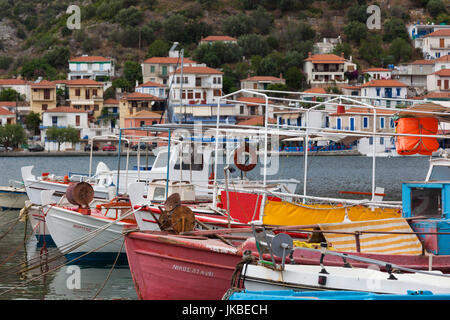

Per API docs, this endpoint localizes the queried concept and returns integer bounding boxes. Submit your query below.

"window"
[85,89,90,99]
[52,116,58,126]
[369,137,373,145]
[176,77,180,84]
[94,104,99,111]
[44,89,50,100]
[390,117,395,128]
[99,64,103,71]
[363,117,369,129]
[396,88,401,96]
[214,89,221,96]
[187,90,193,99]
[140,121,145,127]
[240,105,244,114]
[376,88,380,97]
[195,92,201,99]
[75,89,81,96]
[150,66,155,73]
[93,89,97,97]
[75,115,80,126]
[162,66,167,76]
[337,118,342,130]
[380,117,385,129]
[380,137,384,145]
[42,104,48,111]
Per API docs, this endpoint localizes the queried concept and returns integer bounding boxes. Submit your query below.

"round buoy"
[66,182,94,208]
[233,143,257,172]
[164,193,181,212]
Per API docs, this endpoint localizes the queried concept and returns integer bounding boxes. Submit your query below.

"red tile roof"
[433,68,450,76]
[304,54,346,63]
[435,55,450,63]
[0,106,14,116]
[0,101,17,107]
[423,29,450,37]
[43,106,88,113]
[30,80,56,88]
[201,35,237,42]
[363,68,392,72]
[122,92,164,101]
[66,79,102,86]
[126,110,162,119]
[137,81,165,88]
[304,87,327,94]
[411,59,435,65]
[173,66,223,75]
[237,116,277,126]
[0,79,29,85]
[360,79,408,87]
[103,98,119,105]
[69,56,110,62]
[421,92,450,99]
[241,76,284,82]
[143,57,196,64]
[236,97,273,105]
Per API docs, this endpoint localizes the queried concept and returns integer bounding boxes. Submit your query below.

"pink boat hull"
[124,230,243,300]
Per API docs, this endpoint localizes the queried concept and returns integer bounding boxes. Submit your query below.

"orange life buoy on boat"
[233,143,257,172]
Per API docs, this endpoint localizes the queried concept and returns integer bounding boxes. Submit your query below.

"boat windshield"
[153,152,168,168]
[411,187,442,218]
[428,165,450,181]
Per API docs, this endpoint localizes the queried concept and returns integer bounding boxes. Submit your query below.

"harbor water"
[0,155,430,299]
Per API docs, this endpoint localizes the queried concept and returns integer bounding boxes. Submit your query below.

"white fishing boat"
[0,180,28,210]
[240,233,450,295]
[25,200,55,246]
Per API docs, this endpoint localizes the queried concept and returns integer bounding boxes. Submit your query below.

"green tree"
[112,78,133,92]
[427,0,447,18]
[115,6,143,27]
[333,43,352,59]
[162,14,187,43]
[238,34,270,58]
[0,124,26,149]
[147,39,170,58]
[284,66,305,90]
[346,3,368,23]
[45,127,80,151]
[193,42,242,68]
[222,13,254,37]
[20,58,57,80]
[389,38,412,63]
[0,88,24,101]
[25,111,41,136]
[43,46,70,69]
[250,6,273,35]
[344,21,367,44]
[123,61,143,87]
[383,18,409,42]
[0,56,13,70]
[359,35,384,66]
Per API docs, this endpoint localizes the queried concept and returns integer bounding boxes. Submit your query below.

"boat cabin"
[402,178,450,255]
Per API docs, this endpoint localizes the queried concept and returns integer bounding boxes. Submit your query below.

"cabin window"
[153,187,166,201]
[429,166,450,181]
[410,188,442,218]
[174,148,204,171]
[153,152,168,168]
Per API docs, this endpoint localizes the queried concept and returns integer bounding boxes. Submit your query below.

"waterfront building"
[303,52,357,89]
[30,80,57,115]
[66,79,104,120]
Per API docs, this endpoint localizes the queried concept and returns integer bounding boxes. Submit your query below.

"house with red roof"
[240,75,285,97]
[392,59,435,94]
[360,79,408,107]
[123,110,164,139]
[303,52,357,88]
[421,29,450,60]
[141,56,197,85]
[30,80,57,114]
[68,55,115,82]
[199,35,237,45]
[66,79,104,119]
[0,106,16,125]
[135,81,167,99]
[0,78,31,101]
[362,68,392,83]
[119,92,165,128]
[427,69,450,92]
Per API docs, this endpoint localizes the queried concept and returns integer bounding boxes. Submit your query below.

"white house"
[135,81,167,99]
[303,52,357,88]
[408,23,450,51]
[363,68,392,83]
[360,79,409,107]
[41,106,89,151]
[427,69,450,92]
[392,59,435,95]
[421,29,450,60]
[0,106,16,125]
[240,75,285,97]
[0,79,31,101]
[68,55,115,83]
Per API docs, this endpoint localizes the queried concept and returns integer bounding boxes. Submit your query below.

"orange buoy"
[234,143,257,172]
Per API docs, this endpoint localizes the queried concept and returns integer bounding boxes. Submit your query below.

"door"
[440,38,445,48]
[337,118,342,130]
[350,117,355,131]
[445,80,449,90]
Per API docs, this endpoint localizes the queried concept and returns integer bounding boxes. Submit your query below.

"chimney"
[308,52,312,58]
[341,52,344,58]
[279,73,283,79]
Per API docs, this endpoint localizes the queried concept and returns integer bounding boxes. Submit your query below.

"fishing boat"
[0,180,28,210]
[42,182,137,264]
[226,290,450,300]
[238,232,450,294]
[25,200,55,246]
[123,228,244,300]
